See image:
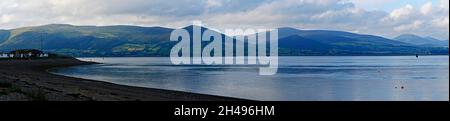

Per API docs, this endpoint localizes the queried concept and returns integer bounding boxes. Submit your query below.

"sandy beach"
[0,58,243,101]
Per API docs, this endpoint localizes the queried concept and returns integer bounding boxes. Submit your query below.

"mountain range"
[394,34,448,47]
[0,24,448,56]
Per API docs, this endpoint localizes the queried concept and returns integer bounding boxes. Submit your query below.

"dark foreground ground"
[0,58,243,101]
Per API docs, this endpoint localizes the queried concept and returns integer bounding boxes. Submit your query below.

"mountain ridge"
[0,24,448,56]
[394,34,448,47]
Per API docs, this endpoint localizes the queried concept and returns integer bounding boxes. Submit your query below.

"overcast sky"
[0,0,448,40]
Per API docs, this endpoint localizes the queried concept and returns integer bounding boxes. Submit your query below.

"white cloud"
[433,17,449,29]
[0,14,13,23]
[440,0,449,10]
[394,20,423,31]
[420,2,433,15]
[389,4,414,21]
[207,0,223,8]
[0,0,448,40]
[348,0,398,10]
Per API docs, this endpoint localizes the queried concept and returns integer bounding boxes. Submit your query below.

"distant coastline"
[70,54,449,58]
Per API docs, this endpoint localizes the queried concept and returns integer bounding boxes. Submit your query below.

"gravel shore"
[0,58,243,101]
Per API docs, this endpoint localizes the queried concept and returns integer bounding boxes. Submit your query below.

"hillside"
[0,24,448,56]
[276,28,448,55]
[394,34,449,47]
[0,24,175,56]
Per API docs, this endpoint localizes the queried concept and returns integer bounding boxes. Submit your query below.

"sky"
[0,0,449,40]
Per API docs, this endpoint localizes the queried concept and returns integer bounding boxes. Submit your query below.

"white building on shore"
[0,53,5,58]
[0,53,10,58]
[0,49,49,59]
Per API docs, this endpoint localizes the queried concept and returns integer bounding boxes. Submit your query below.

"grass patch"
[0,82,21,96]
[1,82,47,101]
[28,88,47,101]
[0,82,12,88]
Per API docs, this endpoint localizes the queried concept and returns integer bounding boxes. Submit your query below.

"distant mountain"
[276,27,447,55]
[0,30,10,44]
[279,27,411,46]
[0,24,448,56]
[394,34,449,47]
[0,24,176,56]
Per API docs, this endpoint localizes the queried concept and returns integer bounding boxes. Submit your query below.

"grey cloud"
[0,0,448,40]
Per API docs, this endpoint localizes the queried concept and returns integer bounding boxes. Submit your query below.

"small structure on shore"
[0,52,11,58]
[4,49,49,59]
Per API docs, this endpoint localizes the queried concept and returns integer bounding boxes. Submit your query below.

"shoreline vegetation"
[0,57,244,101]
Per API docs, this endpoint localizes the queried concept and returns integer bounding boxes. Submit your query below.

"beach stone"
[0,92,29,101]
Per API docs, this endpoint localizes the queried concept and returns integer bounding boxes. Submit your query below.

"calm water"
[50,56,449,101]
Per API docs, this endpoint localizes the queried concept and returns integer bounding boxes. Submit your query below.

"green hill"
[0,24,448,56]
[0,24,175,56]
